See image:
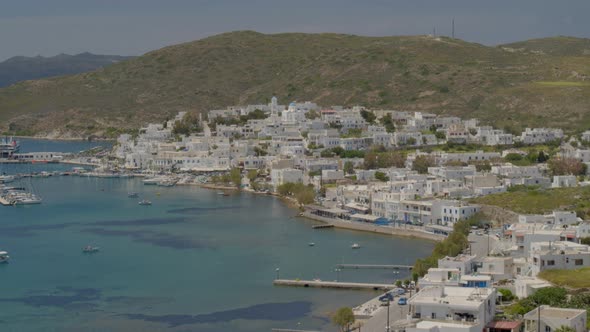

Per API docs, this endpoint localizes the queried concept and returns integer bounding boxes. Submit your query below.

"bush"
[498,288,515,302]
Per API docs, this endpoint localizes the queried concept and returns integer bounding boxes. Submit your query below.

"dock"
[273,279,394,291]
[336,264,413,270]
[312,224,334,229]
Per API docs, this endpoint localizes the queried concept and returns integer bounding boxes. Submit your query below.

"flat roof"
[524,306,586,320]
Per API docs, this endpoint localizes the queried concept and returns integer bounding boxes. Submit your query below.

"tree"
[435,131,446,140]
[555,326,576,332]
[343,161,355,175]
[247,169,258,183]
[360,110,377,124]
[412,155,435,174]
[172,112,203,136]
[537,151,549,163]
[380,113,395,133]
[364,151,378,170]
[229,168,242,188]
[498,288,515,302]
[548,157,587,176]
[395,280,403,288]
[305,110,320,120]
[375,171,389,182]
[332,307,355,332]
[581,237,590,245]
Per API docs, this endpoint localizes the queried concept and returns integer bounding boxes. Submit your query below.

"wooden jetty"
[273,279,394,291]
[336,264,413,270]
[312,224,334,229]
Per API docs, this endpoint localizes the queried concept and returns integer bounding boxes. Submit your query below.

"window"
[545,326,551,332]
[575,259,583,266]
[431,313,436,319]
[547,260,555,266]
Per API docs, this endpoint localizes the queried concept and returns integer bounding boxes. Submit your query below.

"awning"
[350,214,380,222]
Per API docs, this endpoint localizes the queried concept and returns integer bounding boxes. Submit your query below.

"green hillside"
[500,36,590,56]
[1,31,590,138]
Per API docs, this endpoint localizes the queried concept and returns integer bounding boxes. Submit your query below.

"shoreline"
[12,135,115,142]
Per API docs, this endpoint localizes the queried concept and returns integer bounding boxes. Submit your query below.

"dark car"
[379,292,394,303]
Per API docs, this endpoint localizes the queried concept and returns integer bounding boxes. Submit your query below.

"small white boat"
[82,246,100,253]
[128,192,139,198]
[0,175,15,183]
[308,242,315,247]
[0,251,9,263]
[138,200,152,206]
[351,243,361,249]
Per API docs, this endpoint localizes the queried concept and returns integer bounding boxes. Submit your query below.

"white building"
[523,306,586,332]
[407,286,496,332]
[438,255,476,275]
[529,241,590,275]
[270,168,303,190]
[520,128,564,145]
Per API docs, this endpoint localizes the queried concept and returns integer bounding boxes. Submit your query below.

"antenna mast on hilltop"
[452,18,455,39]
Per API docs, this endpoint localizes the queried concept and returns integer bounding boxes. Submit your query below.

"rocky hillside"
[0,53,133,88]
[0,31,589,138]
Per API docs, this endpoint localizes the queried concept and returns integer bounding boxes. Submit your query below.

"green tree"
[247,169,258,183]
[380,113,395,133]
[229,168,242,189]
[375,171,390,182]
[412,155,435,174]
[581,237,590,245]
[360,110,377,124]
[343,161,355,175]
[332,307,355,332]
[435,131,446,140]
[498,288,515,302]
[555,326,576,332]
[537,151,549,163]
[364,151,378,170]
[395,280,403,288]
[305,110,320,120]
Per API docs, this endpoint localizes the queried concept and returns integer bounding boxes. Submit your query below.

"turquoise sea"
[0,140,434,332]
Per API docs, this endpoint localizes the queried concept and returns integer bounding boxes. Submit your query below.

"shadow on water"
[166,206,243,215]
[80,228,215,250]
[121,301,312,327]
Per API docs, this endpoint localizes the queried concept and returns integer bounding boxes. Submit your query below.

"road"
[467,231,499,258]
[359,300,409,332]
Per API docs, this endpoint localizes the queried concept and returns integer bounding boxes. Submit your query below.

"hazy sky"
[1,0,589,61]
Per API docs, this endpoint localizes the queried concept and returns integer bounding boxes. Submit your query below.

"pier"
[311,224,334,229]
[336,264,413,270]
[272,329,322,332]
[273,279,394,291]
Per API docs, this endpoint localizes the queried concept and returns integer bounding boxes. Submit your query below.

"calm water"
[17,138,113,153]
[0,142,434,332]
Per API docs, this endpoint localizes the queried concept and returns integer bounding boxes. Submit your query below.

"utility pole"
[386,299,391,332]
[452,18,455,39]
[537,305,541,332]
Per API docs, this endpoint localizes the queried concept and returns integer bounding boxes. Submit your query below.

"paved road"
[358,298,410,332]
[467,232,499,258]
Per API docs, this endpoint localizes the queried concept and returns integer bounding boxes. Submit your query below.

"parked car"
[392,288,405,295]
[398,297,407,305]
[379,293,394,303]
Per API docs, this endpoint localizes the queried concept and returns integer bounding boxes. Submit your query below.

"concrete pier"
[273,279,394,291]
[336,264,413,270]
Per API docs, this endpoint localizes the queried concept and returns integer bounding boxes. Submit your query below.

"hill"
[0,53,133,88]
[1,31,590,138]
[500,36,590,56]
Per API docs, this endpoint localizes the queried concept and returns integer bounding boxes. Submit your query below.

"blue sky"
[1,0,589,60]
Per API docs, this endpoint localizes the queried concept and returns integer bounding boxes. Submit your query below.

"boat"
[14,196,43,205]
[138,200,152,206]
[308,242,315,247]
[143,177,165,185]
[217,192,225,195]
[0,136,19,159]
[0,251,9,263]
[351,243,361,249]
[128,192,139,198]
[82,246,100,253]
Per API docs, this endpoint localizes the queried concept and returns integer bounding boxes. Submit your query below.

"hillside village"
[110,97,590,331]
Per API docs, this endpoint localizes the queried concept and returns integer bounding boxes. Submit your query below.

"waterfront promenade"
[301,210,445,242]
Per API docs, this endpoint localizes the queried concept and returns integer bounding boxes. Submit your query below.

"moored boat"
[0,250,9,263]
[82,246,100,253]
[138,199,152,206]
